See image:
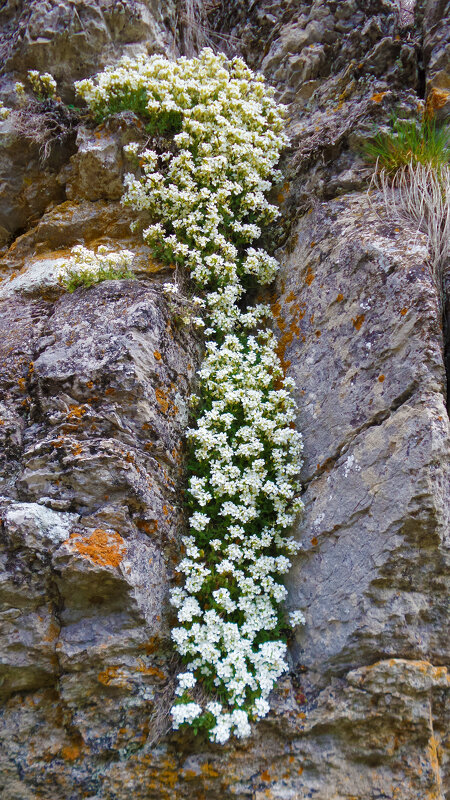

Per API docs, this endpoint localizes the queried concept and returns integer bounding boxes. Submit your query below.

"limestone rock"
[423,0,450,94]
[0,114,69,246]
[0,1,449,798]
[0,0,178,244]
[0,0,178,102]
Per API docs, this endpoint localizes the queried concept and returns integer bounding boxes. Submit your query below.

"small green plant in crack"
[364,114,450,174]
[58,244,135,293]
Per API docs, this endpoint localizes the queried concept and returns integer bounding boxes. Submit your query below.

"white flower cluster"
[14,82,26,101]
[27,70,57,99]
[76,49,305,743]
[75,47,287,323]
[58,244,134,291]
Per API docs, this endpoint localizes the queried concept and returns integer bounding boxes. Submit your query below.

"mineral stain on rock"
[0,0,449,798]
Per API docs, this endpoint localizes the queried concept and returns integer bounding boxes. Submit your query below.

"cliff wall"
[0,1,448,798]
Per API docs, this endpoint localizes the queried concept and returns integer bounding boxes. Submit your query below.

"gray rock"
[66,125,125,202]
[0,1,448,798]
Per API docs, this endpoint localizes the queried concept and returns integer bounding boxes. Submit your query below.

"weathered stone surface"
[0,114,69,246]
[0,0,178,101]
[0,269,199,798]
[0,0,178,245]
[423,0,450,93]
[275,193,449,693]
[0,1,448,798]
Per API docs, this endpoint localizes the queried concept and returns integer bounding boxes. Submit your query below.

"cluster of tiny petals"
[77,49,305,744]
[58,244,134,284]
[27,69,57,98]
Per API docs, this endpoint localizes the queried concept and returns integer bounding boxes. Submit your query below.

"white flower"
[58,245,134,290]
[189,511,210,531]
[163,282,179,294]
[178,596,202,622]
[171,702,202,728]
[254,697,270,718]
[14,81,26,98]
[289,610,306,627]
[27,69,57,98]
[175,671,197,695]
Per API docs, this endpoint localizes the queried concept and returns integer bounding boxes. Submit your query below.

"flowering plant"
[27,70,57,100]
[58,244,135,292]
[76,48,304,743]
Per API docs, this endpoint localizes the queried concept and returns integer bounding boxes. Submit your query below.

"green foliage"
[364,115,450,173]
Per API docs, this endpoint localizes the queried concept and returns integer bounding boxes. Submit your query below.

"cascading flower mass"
[76,47,304,744]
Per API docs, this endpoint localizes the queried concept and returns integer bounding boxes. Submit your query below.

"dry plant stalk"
[178,0,240,56]
[371,162,450,307]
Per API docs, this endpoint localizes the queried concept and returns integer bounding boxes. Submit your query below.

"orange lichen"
[200,763,219,778]
[60,742,82,761]
[378,374,385,383]
[136,519,158,535]
[142,636,160,655]
[277,181,290,204]
[155,386,178,416]
[72,443,82,455]
[105,387,115,395]
[400,307,408,315]
[425,87,450,119]
[182,769,199,781]
[66,404,87,420]
[260,770,271,782]
[371,92,387,103]
[336,293,344,302]
[98,666,123,685]
[68,529,126,568]
[155,387,169,413]
[137,663,166,680]
[310,536,318,546]
[271,294,306,378]
[427,733,444,795]
[43,619,60,643]
[352,314,365,331]
[154,350,162,361]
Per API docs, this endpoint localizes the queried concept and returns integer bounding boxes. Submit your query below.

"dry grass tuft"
[371,162,450,305]
[10,99,79,162]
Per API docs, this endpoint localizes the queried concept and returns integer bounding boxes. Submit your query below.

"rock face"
[0,1,449,798]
